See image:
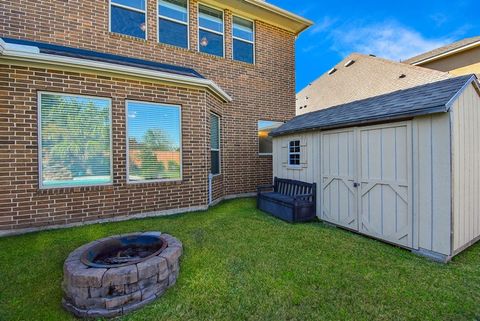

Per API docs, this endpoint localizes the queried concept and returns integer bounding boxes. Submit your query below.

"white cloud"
[310,16,338,34]
[329,20,451,61]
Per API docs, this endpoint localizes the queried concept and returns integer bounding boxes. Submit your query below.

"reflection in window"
[258,120,283,155]
[158,0,188,48]
[233,16,254,63]
[127,101,182,182]
[39,93,112,188]
[110,0,147,39]
[198,5,224,57]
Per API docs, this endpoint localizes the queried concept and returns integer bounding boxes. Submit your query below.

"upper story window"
[158,0,189,48]
[127,101,182,182]
[288,140,301,166]
[38,92,112,188]
[198,4,224,57]
[258,120,283,155]
[233,16,254,64]
[110,0,147,39]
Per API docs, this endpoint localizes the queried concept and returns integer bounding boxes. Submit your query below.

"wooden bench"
[257,177,317,223]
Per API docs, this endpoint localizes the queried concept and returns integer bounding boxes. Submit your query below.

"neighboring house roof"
[405,36,480,65]
[272,74,477,137]
[296,53,451,115]
[0,38,232,102]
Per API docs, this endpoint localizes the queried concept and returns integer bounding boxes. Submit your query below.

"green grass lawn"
[1,198,480,321]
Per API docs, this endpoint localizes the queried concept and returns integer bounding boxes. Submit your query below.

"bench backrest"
[273,177,316,197]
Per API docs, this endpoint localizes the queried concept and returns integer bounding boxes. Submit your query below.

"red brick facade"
[0,0,297,233]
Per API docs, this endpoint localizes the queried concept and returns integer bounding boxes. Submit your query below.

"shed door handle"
[353,182,360,188]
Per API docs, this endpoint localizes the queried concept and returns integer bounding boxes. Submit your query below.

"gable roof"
[0,37,232,102]
[404,36,480,65]
[273,75,477,137]
[296,53,451,115]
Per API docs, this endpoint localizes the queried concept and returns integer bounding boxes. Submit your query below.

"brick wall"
[0,0,296,231]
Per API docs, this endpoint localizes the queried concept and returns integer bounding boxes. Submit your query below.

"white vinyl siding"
[38,92,112,188]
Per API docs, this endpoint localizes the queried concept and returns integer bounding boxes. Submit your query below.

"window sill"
[259,153,272,157]
[287,165,303,171]
[127,178,183,186]
[37,183,114,194]
[109,32,148,43]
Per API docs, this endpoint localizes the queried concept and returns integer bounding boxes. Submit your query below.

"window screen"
[110,0,146,39]
[39,93,112,188]
[233,16,254,63]
[198,5,224,57]
[158,0,188,48]
[127,101,182,182]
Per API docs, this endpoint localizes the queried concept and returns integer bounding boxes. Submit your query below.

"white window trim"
[197,2,225,58]
[288,140,301,167]
[37,91,113,189]
[109,0,148,40]
[125,100,183,184]
[232,15,255,64]
[210,112,221,176]
[157,0,190,49]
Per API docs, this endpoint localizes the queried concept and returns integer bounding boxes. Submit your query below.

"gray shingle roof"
[272,74,476,137]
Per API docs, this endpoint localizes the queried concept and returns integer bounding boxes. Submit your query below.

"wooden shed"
[270,75,480,262]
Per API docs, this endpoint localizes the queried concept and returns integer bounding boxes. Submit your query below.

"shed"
[270,74,480,262]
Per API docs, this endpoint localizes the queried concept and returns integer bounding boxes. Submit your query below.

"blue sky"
[268,0,478,92]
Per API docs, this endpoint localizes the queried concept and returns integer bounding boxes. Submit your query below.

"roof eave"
[270,105,449,137]
[0,38,233,103]
[409,40,480,66]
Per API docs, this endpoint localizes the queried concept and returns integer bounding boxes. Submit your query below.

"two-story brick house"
[0,0,311,234]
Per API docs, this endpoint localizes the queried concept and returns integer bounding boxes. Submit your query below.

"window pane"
[233,39,254,64]
[199,29,223,57]
[127,102,181,181]
[159,0,187,22]
[159,18,188,48]
[233,16,253,41]
[111,5,146,39]
[40,93,111,188]
[112,0,145,10]
[211,151,220,175]
[199,5,223,33]
[258,120,283,154]
[210,114,219,150]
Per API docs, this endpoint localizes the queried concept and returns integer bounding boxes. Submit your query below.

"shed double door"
[320,122,413,248]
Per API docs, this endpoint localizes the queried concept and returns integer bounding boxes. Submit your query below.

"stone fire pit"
[62,232,182,318]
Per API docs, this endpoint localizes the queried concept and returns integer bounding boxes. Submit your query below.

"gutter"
[0,38,233,103]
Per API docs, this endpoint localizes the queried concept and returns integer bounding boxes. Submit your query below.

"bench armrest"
[257,184,274,193]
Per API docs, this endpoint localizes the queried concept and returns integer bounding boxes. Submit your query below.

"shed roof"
[404,36,480,65]
[272,74,477,137]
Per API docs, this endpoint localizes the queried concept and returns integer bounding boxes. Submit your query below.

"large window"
[127,101,182,182]
[288,140,301,166]
[233,16,254,64]
[258,120,283,155]
[198,4,224,57]
[110,0,147,39]
[38,93,112,188]
[210,113,220,175]
[158,0,188,48]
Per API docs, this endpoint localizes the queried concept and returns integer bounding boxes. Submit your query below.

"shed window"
[198,5,224,57]
[110,0,147,39]
[210,113,220,175]
[233,16,254,64]
[258,120,283,155]
[158,0,188,48]
[38,93,112,188]
[288,140,301,166]
[127,101,182,182]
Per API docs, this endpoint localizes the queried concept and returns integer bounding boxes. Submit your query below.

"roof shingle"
[273,75,476,137]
